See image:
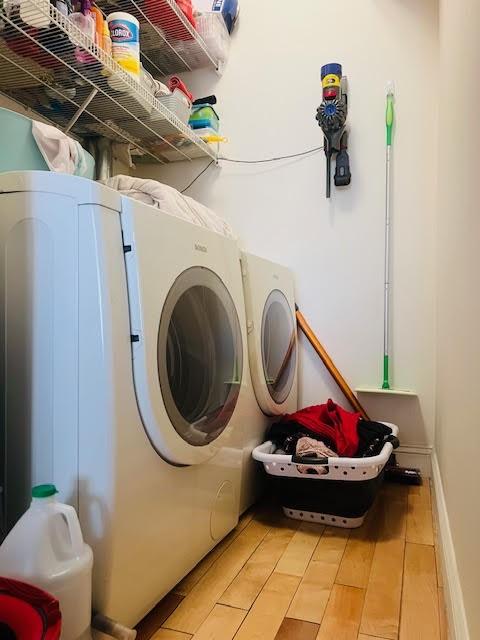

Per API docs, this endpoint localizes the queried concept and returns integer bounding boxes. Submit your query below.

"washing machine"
[238,252,298,512]
[0,171,250,627]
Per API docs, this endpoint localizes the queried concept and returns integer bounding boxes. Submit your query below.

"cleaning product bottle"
[107,11,140,76]
[90,3,104,47]
[102,17,112,55]
[68,0,96,64]
[82,0,96,38]
[0,484,93,640]
[101,17,113,76]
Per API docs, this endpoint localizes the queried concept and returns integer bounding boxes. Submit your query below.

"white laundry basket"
[252,423,399,528]
[149,92,192,126]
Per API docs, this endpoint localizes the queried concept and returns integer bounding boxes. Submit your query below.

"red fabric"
[175,0,196,27]
[0,577,61,640]
[282,399,360,457]
[168,76,193,102]
[144,0,196,41]
[4,28,63,70]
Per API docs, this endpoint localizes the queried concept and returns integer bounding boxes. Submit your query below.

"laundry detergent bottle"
[0,485,93,640]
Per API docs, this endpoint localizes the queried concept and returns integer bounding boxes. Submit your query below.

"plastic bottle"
[90,4,104,47]
[69,4,96,64]
[0,484,93,640]
[107,11,140,76]
[69,10,95,40]
[102,18,112,55]
[82,0,96,38]
[101,17,113,76]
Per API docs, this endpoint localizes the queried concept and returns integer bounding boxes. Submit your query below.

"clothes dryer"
[239,252,298,511]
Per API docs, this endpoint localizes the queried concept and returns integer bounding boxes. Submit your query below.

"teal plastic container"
[189,105,220,132]
[0,107,95,178]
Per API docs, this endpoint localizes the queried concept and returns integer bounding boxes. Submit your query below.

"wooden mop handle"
[295,305,370,420]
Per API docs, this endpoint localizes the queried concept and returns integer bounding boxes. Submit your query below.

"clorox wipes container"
[0,484,93,640]
[107,12,140,76]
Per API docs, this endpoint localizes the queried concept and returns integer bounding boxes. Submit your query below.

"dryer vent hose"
[92,614,137,639]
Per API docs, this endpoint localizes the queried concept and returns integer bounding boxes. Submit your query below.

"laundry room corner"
[135,0,439,453]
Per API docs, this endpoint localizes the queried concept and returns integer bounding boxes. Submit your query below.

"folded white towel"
[102,174,234,238]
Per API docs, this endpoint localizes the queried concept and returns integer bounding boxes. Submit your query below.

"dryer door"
[121,201,244,466]
[242,253,298,416]
[261,289,297,405]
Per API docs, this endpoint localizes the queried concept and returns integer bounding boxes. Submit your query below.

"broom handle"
[295,305,370,420]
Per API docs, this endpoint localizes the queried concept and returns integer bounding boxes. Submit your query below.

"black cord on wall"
[180,145,324,192]
[181,160,215,193]
[220,145,324,164]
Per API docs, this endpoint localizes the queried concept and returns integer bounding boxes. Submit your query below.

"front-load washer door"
[121,200,244,466]
[158,266,242,449]
[241,253,298,416]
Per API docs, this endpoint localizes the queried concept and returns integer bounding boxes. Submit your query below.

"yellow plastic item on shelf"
[201,134,228,143]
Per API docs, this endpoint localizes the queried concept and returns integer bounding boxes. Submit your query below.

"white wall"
[138,0,438,447]
[436,1,480,637]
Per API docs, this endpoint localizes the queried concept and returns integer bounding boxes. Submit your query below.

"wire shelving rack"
[0,0,218,163]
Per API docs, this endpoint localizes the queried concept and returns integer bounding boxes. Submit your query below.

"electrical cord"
[180,145,324,192]
[219,145,324,163]
[181,160,215,193]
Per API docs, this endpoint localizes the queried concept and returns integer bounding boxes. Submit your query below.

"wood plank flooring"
[137,481,448,640]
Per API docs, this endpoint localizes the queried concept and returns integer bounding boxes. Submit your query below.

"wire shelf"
[0,0,217,163]
[96,0,224,76]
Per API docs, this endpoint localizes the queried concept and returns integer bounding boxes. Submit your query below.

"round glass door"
[261,289,297,404]
[158,267,243,447]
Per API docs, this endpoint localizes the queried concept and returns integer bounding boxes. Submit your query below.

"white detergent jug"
[0,484,93,640]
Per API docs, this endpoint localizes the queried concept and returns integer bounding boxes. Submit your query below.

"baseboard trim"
[395,444,432,477]
[432,453,470,640]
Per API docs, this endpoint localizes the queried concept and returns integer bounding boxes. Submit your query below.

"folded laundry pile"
[268,399,395,472]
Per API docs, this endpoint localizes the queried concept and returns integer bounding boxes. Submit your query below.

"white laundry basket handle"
[291,454,329,466]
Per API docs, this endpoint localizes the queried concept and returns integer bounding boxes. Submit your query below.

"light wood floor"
[136,481,448,640]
